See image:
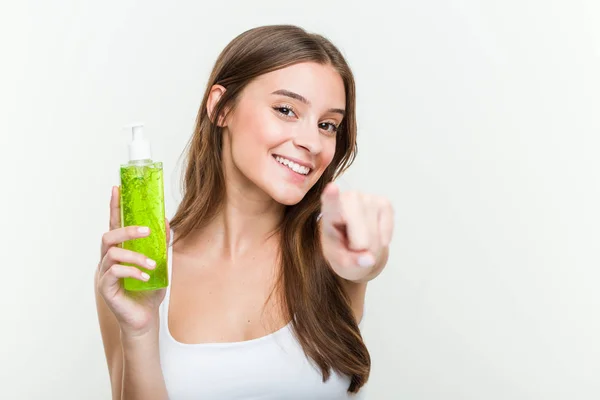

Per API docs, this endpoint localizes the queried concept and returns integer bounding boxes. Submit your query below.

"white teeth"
[275,156,310,175]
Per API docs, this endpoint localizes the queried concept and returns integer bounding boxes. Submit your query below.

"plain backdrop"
[1,0,599,399]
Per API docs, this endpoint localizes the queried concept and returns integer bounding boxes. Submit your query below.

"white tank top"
[158,230,367,399]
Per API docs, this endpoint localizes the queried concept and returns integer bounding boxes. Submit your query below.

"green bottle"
[119,123,168,291]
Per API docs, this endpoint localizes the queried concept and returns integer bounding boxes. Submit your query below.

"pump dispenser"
[128,124,152,161]
[119,123,168,291]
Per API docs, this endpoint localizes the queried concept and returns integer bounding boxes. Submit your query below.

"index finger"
[109,186,121,231]
[320,182,344,225]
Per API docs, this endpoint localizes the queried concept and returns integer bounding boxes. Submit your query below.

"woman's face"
[219,62,346,206]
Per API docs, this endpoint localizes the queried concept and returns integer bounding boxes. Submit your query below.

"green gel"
[119,160,168,291]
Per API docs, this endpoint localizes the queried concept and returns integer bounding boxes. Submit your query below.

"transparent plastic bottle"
[119,123,168,291]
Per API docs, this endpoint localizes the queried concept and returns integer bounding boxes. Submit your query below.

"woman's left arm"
[319,182,395,319]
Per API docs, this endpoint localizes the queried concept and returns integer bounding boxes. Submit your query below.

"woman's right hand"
[96,185,170,338]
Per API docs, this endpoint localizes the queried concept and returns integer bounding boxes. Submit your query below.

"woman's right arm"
[95,282,168,400]
[96,284,168,399]
[120,324,167,400]
[95,186,170,400]
[95,273,124,398]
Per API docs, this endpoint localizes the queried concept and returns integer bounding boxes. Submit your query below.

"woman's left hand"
[319,182,395,282]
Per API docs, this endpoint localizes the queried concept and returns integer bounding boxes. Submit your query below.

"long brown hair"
[169,24,369,392]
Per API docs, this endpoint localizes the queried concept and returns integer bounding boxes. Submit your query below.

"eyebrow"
[271,89,346,116]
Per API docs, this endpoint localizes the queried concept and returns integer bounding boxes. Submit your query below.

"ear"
[206,84,228,127]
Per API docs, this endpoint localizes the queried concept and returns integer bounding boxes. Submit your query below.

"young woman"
[95,24,394,399]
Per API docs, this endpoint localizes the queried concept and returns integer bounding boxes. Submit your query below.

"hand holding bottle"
[96,185,170,337]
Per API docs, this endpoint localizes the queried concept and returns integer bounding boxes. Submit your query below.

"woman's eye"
[319,122,339,134]
[275,107,296,118]
[274,106,338,134]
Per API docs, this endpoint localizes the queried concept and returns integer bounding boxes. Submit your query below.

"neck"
[174,193,284,263]
[206,187,284,260]
[178,132,286,261]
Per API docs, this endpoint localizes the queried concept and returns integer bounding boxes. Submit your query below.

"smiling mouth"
[273,155,312,176]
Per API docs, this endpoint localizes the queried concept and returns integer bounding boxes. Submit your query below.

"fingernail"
[146,258,156,268]
[357,254,375,268]
[138,227,150,234]
[141,272,150,281]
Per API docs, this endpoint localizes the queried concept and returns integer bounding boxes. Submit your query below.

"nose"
[292,124,322,154]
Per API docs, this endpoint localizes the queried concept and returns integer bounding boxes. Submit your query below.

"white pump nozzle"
[125,123,152,161]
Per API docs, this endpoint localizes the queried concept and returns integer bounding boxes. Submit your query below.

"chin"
[271,192,306,206]
[266,185,309,206]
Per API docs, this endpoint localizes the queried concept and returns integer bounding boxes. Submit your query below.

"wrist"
[120,324,159,347]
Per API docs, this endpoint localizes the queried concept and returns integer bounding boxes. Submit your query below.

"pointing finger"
[344,194,370,251]
[320,182,344,225]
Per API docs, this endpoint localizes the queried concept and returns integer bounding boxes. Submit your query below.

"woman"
[95,24,394,399]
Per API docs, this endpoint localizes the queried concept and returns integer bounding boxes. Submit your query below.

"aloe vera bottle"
[119,123,168,291]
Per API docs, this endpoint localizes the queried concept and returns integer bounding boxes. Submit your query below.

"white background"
[1,0,599,399]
